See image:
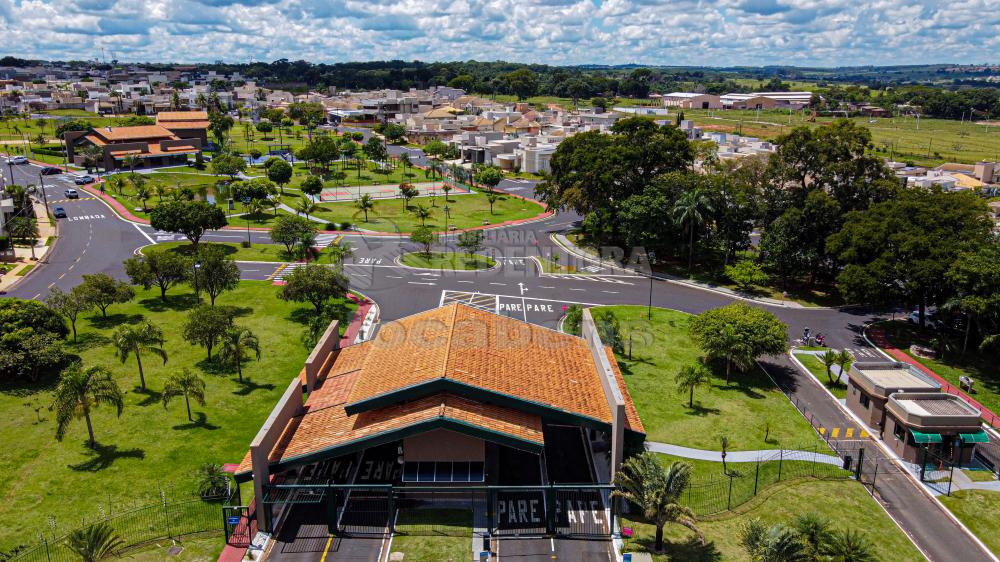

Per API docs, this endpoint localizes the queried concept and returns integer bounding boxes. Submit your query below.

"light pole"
[193,260,202,298]
[37,173,49,215]
[646,251,657,320]
[243,196,252,247]
[443,205,451,232]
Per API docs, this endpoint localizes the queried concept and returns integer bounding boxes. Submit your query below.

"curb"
[391,252,500,273]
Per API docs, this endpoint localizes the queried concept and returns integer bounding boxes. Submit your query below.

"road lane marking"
[601,290,618,294]
[319,535,333,562]
[568,288,585,291]
[489,282,506,286]
[58,273,65,279]
[408,281,436,285]
[132,223,156,245]
[387,275,403,279]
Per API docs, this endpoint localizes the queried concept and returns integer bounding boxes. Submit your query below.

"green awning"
[910,430,943,444]
[960,430,990,443]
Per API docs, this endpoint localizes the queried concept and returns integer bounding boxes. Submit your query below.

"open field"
[0,282,351,550]
[622,479,924,561]
[681,108,1000,166]
[595,305,823,451]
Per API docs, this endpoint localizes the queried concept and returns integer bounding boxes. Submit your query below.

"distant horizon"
[0,0,996,68]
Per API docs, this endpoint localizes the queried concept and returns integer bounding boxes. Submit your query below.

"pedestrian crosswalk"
[268,262,306,283]
[579,264,603,273]
[313,233,343,248]
[544,274,636,285]
[440,290,498,313]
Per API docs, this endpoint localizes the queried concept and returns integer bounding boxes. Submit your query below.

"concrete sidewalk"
[0,197,57,293]
[645,441,843,466]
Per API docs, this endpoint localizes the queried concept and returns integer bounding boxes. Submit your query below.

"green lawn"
[877,321,1000,421]
[0,282,333,550]
[124,532,224,561]
[143,240,323,263]
[597,305,823,451]
[400,251,494,270]
[14,263,34,276]
[939,490,1000,557]
[793,353,847,399]
[961,468,998,483]
[287,191,544,234]
[390,508,471,562]
[622,479,924,561]
[285,160,429,190]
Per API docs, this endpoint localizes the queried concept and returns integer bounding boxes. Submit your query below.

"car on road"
[53,206,66,218]
[73,175,94,185]
[41,166,61,175]
[7,156,27,164]
[64,188,79,199]
[908,310,944,329]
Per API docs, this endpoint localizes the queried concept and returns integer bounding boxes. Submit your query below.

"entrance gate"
[255,483,615,540]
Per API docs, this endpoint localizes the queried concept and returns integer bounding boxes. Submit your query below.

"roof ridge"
[441,302,459,381]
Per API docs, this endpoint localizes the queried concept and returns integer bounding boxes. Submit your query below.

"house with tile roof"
[234,303,644,533]
[64,121,204,171]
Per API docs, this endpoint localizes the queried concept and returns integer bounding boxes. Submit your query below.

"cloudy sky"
[0,0,996,67]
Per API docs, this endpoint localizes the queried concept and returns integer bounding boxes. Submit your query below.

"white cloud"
[0,0,994,65]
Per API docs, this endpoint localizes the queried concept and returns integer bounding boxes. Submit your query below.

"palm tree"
[295,195,319,221]
[112,321,167,391]
[834,350,854,384]
[196,463,231,498]
[428,159,442,181]
[675,364,712,408]
[672,188,714,275]
[486,192,499,215]
[219,326,261,382]
[719,435,730,475]
[354,193,376,222]
[162,368,206,422]
[413,203,432,226]
[824,529,877,562]
[82,145,104,173]
[611,452,703,552]
[820,350,839,385]
[740,518,807,562]
[329,240,354,265]
[399,153,410,176]
[793,513,831,560]
[65,521,124,562]
[105,174,126,196]
[53,365,124,448]
[441,183,452,202]
[123,154,140,174]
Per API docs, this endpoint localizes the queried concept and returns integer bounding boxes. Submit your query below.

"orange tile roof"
[606,346,645,434]
[108,144,198,158]
[345,303,628,426]
[90,125,177,142]
[162,120,210,130]
[236,393,543,474]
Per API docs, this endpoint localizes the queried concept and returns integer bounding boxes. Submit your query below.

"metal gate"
[336,486,393,536]
[223,505,256,547]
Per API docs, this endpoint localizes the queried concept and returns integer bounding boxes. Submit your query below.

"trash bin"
[843,455,853,471]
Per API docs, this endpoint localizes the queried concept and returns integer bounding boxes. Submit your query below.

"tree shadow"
[68,442,146,472]
[171,411,220,431]
[139,293,202,313]
[196,357,233,376]
[232,378,276,396]
[229,306,254,319]
[684,402,722,417]
[86,313,145,330]
[628,535,722,562]
[287,307,319,326]
[67,331,111,352]
[134,387,163,407]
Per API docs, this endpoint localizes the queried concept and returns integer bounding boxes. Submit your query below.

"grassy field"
[0,282,336,550]
[939,490,1000,557]
[143,240,343,264]
[681,108,1000,166]
[877,321,1000,421]
[621,479,924,561]
[400,251,494,270]
[280,159,432,191]
[14,263,34,276]
[793,353,847,399]
[125,532,223,561]
[595,305,823,451]
[390,508,471,562]
[288,190,544,234]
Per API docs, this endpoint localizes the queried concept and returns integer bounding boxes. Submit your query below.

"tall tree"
[194,245,240,305]
[218,326,261,382]
[265,157,293,195]
[112,321,167,391]
[123,250,190,301]
[354,193,376,222]
[53,365,124,448]
[45,287,92,342]
[672,188,713,275]
[149,200,228,251]
[162,368,206,422]
[182,304,234,359]
[278,264,350,313]
[611,452,703,552]
[675,364,712,408]
[77,273,135,319]
[827,188,992,325]
[689,303,788,383]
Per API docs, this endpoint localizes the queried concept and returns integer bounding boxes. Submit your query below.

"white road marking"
[457,280,474,284]
[539,286,555,289]
[408,281,436,286]
[132,223,156,245]
[489,282,506,286]
[601,290,618,294]
[386,275,404,279]
[569,288,585,291]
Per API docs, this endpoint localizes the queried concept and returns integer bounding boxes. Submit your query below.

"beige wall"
[846,381,886,430]
[404,429,484,462]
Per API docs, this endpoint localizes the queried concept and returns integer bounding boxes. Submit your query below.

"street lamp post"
[243,197,252,247]
[646,251,657,320]
[443,205,451,232]
[37,173,50,215]
[193,260,202,297]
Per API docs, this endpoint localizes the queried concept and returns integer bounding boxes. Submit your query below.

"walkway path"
[645,441,843,466]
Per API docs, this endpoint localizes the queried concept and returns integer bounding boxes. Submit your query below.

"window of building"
[859,394,870,409]
[402,461,485,483]
[892,421,905,441]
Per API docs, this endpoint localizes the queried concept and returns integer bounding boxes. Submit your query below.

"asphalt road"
[2,161,994,562]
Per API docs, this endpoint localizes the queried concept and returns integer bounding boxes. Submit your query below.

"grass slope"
[0,282,328,549]
[595,306,822,451]
[622,479,924,561]
[939,490,1000,557]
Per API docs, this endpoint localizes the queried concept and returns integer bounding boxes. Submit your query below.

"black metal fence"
[8,492,228,562]
[676,446,852,516]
